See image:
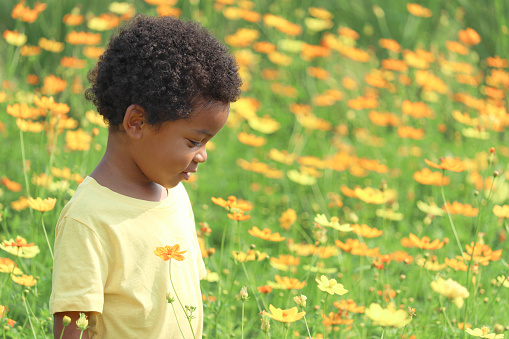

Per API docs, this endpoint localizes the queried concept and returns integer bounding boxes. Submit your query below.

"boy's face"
[133,102,230,189]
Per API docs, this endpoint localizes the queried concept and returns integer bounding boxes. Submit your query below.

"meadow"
[1,0,509,338]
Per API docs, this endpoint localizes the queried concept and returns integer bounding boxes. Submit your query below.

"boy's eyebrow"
[191,129,213,137]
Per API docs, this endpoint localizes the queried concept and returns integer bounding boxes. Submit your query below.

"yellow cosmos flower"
[315,275,348,295]
[27,197,56,212]
[466,326,504,338]
[247,115,281,134]
[263,304,305,323]
[417,200,445,216]
[232,249,268,262]
[430,277,469,308]
[287,169,316,185]
[0,258,23,275]
[365,302,412,328]
[11,274,37,287]
[314,214,352,232]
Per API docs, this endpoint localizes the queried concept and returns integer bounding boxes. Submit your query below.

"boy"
[50,14,242,338]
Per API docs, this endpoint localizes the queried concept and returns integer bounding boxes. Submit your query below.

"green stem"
[323,294,329,339]
[440,171,463,256]
[22,296,37,339]
[303,315,312,339]
[170,302,186,339]
[41,215,54,259]
[241,302,245,339]
[169,260,196,339]
[79,330,83,339]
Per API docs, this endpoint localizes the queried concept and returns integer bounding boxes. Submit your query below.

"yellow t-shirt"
[50,176,206,338]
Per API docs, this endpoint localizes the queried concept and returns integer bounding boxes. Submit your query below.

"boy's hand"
[54,311,92,339]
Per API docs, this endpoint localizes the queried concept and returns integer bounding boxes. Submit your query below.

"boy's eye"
[189,140,202,147]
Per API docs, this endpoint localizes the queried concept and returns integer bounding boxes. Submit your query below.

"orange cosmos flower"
[0,258,22,275]
[335,239,379,257]
[7,103,42,119]
[401,100,433,119]
[252,41,276,54]
[263,305,305,323]
[237,131,266,147]
[424,157,466,172]
[274,275,306,290]
[308,7,333,20]
[26,74,39,85]
[2,236,34,248]
[83,46,105,59]
[458,28,481,46]
[87,13,120,31]
[65,31,101,45]
[11,197,29,211]
[279,208,297,230]
[232,249,268,262]
[444,257,468,271]
[377,285,397,302]
[337,27,359,40]
[257,285,273,294]
[442,201,478,217]
[446,41,469,55]
[154,244,186,261]
[381,59,408,72]
[38,38,64,53]
[301,43,330,59]
[351,224,383,238]
[3,30,27,46]
[268,52,293,66]
[379,38,401,53]
[27,197,56,212]
[307,67,330,80]
[11,274,37,287]
[42,75,67,95]
[11,1,46,23]
[368,111,400,127]
[227,211,250,221]
[406,3,432,18]
[404,233,448,250]
[487,56,508,68]
[348,95,378,110]
[464,242,502,263]
[270,254,300,266]
[389,250,413,264]
[334,299,365,313]
[493,205,509,218]
[20,45,41,57]
[0,305,16,327]
[248,226,285,242]
[33,96,70,114]
[61,56,86,69]
[211,196,252,211]
[413,168,450,186]
[66,129,92,151]
[225,28,259,47]
[322,311,354,326]
[63,12,84,26]
[1,177,22,192]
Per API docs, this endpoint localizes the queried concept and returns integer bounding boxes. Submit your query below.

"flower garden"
[1,0,509,338]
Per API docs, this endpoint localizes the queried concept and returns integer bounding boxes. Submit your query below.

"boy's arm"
[54,312,91,339]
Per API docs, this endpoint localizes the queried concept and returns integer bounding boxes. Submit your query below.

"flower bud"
[240,286,249,302]
[260,318,270,333]
[493,170,500,178]
[76,313,88,331]
[293,295,307,308]
[166,292,175,303]
[62,316,71,327]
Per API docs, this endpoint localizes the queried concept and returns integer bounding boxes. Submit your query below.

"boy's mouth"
[181,171,192,180]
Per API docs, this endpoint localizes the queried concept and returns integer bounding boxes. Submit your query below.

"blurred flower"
[425,157,466,172]
[335,238,379,257]
[11,0,46,23]
[257,285,273,294]
[352,224,382,238]
[304,18,333,32]
[1,177,22,192]
[315,214,352,232]
[279,208,297,230]
[20,45,41,57]
[11,196,29,211]
[248,226,285,242]
[263,305,305,323]
[66,129,91,151]
[227,211,250,221]
[65,31,101,45]
[413,168,450,186]
[3,30,27,46]
[0,258,23,275]
[459,28,481,46]
[402,233,448,250]
[316,275,348,295]
[275,275,306,290]
[287,169,317,185]
[11,274,37,287]
[379,38,401,53]
[308,7,333,20]
[28,197,56,212]
[322,311,354,326]
[268,51,293,66]
[466,326,503,338]
[42,75,67,95]
[154,244,186,261]
[365,302,412,327]
[38,38,64,53]
[63,11,84,26]
[406,3,432,17]
[61,56,86,69]
[430,277,469,308]
[416,256,447,271]
[417,200,445,216]
[334,299,365,313]
[232,250,267,262]
[493,205,509,218]
[238,131,266,147]
[446,41,469,55]
[225,28,259,47]
[211,195,252,211]
[442,201,479,217]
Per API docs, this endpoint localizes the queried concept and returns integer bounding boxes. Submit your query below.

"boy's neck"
[90,133,168,202]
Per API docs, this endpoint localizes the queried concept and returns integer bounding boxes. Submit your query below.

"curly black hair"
[85,14,242,128]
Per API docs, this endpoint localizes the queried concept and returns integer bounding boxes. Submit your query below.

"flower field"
[1,0,509,338]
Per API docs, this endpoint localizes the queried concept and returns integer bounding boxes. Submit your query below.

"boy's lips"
[181,170,196,180]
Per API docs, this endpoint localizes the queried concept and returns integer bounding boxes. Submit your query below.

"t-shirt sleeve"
[49,217,108,315]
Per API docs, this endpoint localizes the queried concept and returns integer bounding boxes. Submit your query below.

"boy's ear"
[123,104,146,139]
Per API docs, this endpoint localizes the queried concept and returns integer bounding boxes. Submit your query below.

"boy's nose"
[194,147,207,163]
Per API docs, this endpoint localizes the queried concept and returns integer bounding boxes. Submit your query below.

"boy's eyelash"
[189,140,202,147]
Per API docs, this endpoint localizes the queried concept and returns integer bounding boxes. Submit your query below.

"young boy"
[50,14,242,338]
